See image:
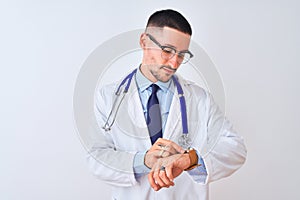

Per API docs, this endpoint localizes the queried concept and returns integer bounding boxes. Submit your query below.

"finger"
[159,145,174,155]
[149,139,168,152]
[158,144,182,156]
[165,146,179,155]
[153,168,167,188]
[156,143,168,152]
[156,144,171,158]
[168,141,185,154]
[148,170,160,191]
[165,164,174,182]
[160,150,171,158]
[154,138,170,148]
[158,149,165,157]
[155,139,184,154]
[149,143,167,154]
[159,168,174,187]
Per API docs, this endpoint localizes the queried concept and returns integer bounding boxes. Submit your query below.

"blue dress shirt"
[133,67,207,183]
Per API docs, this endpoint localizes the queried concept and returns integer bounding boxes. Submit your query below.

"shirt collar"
[135,66,173,93]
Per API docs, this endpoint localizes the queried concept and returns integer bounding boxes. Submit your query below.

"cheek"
[147,53,162,65]
[149,49,162,59]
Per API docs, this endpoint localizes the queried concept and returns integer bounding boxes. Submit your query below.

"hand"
[144,138,185,169]
[147,153,191,191]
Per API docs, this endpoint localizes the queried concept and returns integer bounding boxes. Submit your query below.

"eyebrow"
[164,43,177,48]
[147,33,192,54]
[163,43,190,53]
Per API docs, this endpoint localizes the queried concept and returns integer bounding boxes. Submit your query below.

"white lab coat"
[87,74,247,200]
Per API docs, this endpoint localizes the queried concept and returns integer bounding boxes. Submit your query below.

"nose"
[167,54,181,69]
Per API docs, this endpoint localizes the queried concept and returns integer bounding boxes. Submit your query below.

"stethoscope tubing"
[102,68,189,136]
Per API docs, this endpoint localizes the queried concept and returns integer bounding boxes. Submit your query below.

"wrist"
[144,150,152,169]
[134,151,151,175]
[183,148,201,171]
[182,153,191,169]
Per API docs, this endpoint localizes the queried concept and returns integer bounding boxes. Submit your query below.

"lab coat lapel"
[122,78,152,147]
[127,79,147,128]
[163,93,180,140]
[163,76,191,141]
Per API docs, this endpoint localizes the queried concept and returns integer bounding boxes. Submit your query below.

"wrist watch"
[184,148,201,171]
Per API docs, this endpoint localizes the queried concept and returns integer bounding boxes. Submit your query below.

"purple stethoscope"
[102,68,191,148]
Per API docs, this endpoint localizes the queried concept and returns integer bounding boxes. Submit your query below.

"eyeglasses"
[146,33,193,64]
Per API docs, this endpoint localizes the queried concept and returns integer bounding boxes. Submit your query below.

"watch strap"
[184,149,201,171]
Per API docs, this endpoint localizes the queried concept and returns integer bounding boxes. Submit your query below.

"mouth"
[161,66,176,74]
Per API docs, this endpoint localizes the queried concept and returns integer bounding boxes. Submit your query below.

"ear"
[139,33,147,49]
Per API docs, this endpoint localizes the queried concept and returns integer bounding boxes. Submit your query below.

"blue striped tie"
[146,84,162,144]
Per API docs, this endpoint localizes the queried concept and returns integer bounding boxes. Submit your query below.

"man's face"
[140,27,191,83]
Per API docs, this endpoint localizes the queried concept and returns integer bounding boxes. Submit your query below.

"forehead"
[147,27,191,50]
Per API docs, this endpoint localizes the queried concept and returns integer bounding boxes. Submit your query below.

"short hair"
[146,9,192,35]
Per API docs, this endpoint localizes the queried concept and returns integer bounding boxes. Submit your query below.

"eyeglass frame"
[145,33,194,64]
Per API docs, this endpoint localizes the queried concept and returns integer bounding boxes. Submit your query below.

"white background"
[1,0,299,199]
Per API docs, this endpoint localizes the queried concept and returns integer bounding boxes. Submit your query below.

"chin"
[158,75,172,83]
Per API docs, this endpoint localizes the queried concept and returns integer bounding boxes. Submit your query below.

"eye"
[162,47,175,55]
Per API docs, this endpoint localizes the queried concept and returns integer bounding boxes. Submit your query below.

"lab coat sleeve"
[200,92,247,184]
[186,153,208,183]
[86,85,138,187]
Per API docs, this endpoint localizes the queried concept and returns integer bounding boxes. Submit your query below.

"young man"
[88,9,247,200]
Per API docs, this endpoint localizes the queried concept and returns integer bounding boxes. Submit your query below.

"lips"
[162,66,176,74]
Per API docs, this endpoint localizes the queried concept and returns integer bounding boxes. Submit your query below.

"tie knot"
[151,84,159,94]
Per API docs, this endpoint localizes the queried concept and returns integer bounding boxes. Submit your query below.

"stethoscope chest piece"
[178,134,192,149]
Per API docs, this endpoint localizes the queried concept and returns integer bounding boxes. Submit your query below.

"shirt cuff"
[133,151,151,179]
[186,150,208,183]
